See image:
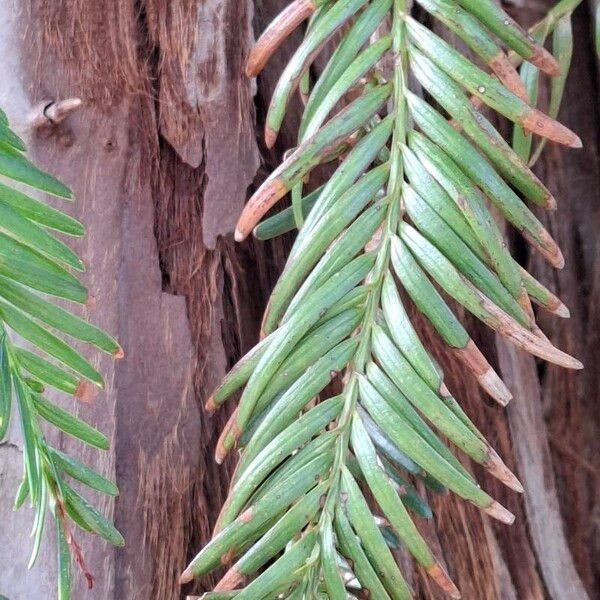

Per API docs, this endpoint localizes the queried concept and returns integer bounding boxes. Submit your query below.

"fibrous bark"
[0,1,598,599]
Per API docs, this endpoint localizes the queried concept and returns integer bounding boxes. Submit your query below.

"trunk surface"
[0,1,598,599]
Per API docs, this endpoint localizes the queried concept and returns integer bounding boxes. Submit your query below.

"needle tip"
[553,303,571,319]
[265,127,277,149]
[481,368,512,406]
[483,501,515,525]
[205,396,217,413]
[179,567,194,585]
[487,451,524,493]
[427,563,461,599]
[215,566,244,592]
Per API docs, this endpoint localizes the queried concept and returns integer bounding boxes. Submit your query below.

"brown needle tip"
[75,380,97,403]
[427,563,461,599]
[265,126,277,149]
[215,566,244,592]
[487,451,524,493]
[553,252,566,270]
[552,302,571,319]
[483,501,515,525]
[481,368,513,406]
[205,396,218,413]
[530,46,562,77]
[179,567,194,585]
[570,135,583,149]
[214,447,227,465]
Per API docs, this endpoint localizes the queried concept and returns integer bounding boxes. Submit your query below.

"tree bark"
[0,1,598,599]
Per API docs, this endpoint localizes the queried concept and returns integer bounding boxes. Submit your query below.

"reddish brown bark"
[0,1,598,599]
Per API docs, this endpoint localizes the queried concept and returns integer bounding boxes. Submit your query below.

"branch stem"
[314,3,411,580]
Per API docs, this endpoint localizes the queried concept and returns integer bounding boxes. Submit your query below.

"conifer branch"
[184,1,585,597]
[0,107,122,598]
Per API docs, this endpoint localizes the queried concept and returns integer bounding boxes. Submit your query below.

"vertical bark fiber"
[0,1,598,599]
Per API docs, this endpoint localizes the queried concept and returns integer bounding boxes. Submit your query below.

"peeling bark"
[0,1,598,599]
